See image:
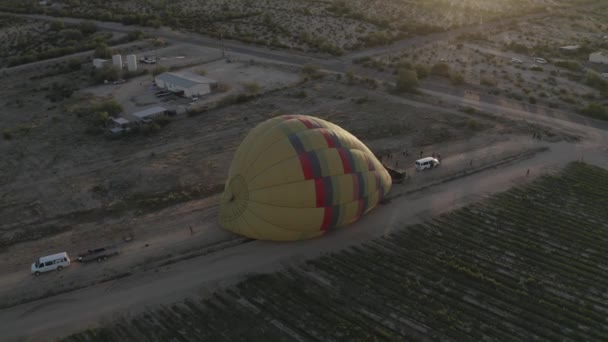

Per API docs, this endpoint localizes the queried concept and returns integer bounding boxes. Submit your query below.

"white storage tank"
[112,54,123,68]
[126,54,138,72]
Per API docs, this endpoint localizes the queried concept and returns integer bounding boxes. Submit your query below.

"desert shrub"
[467,119,483,131]
[461,107,477,114]
[152,66,168,76]
[94,43,112,59]
[242,81,261,95]
[554,60,581,71]
[79,21,97,35]
[67,58,81,71]
[216,82,231,93]
[431,63,450,77]
[529,96,537,104]
[505,42,529,54]
[301,64,323,79]
[450,72,465,85]
[480,78,496,87]
[142,123,161,135]
[2,130,12,140]
[60,28,83,41]
[92,65,121,83]
[396,69,419,92]
[585,71,608,93]
[49,20,64,31]
[579,103,608,120]
[198,69,207,76]
[530,65,544,72]
[414,64,430,79]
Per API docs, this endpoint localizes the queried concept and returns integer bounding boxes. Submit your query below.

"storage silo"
[112,54,123,68]
[127,54,138,72]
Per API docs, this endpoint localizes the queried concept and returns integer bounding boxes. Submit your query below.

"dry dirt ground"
[361,3,608,112]
[0,0,579,53]
[0,53,576,310]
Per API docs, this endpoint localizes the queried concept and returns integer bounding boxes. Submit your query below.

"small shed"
[93,58,108,69]
[132,106,168,122]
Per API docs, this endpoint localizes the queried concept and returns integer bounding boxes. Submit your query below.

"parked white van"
[415,157,440,171]
[31,252,71,276]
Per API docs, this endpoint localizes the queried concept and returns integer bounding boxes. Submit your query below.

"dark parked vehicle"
[77,246,119,263]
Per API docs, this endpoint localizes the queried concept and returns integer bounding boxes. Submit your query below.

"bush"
[480,78,496,87]
[431,63,450,77]
[92,65,121,83]
[142,123,161,135]
[301,64,323,79]
[242,81,261,95]
[396,69,419,92]
[529,96,537,104]
[99,101,122,116]
[79,21,98,35]
[585,71,608,93]
[467,119,483,131]
[2,130,12,140]
[216,82,231,93]
[450,72,465,85]
[67,58,81,71]
[49,21,64,31]
[414,64,430,79]
[530,65,544,72]
[152,66,168,76]
[61,28,83,41]
[579,103,608,120]
[554,60,581,71]
[94,43,112,59]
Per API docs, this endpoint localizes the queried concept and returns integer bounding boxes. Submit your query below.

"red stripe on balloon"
[299,153,314,180]
[298,118,314,129]
[320,130,335,148]
[321,207,333,231]
[314,178,325,207]
[338,149,352,174]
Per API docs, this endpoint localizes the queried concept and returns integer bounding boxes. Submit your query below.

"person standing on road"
[189,226,194,236]
[438,154,442,163]
[527,169,530,176]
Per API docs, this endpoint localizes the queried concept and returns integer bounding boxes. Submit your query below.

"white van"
[31,252,71,276]
[415,157,440,171]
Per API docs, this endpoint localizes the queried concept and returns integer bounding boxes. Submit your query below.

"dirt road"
[1,136,607,341]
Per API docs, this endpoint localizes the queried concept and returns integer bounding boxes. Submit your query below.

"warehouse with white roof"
[154,72,217,98]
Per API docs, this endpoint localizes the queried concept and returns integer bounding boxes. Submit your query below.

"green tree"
[79,21,97,35]
[396,69,419,92]
[49,21,65,31]
[94,43,112,58]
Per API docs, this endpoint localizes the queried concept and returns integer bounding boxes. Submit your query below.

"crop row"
[63,162,608,341]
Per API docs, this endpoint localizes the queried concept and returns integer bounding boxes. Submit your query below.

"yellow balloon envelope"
[219,115,392,241]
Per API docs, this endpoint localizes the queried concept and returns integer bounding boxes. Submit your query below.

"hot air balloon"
[219,115,392,241]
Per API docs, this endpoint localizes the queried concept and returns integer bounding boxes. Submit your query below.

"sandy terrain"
[0,0,578,53]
